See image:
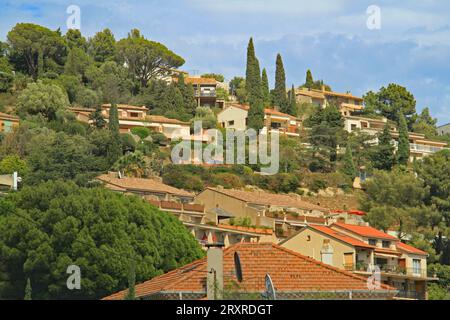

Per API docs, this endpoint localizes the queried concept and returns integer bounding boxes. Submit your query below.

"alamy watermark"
[171,121,280,175]
[366,5,381,30]
[66,5,81,30]
[66,265,81,290]
[366,265,381,290]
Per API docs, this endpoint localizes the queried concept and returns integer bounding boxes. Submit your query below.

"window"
[369,239,377,246]
[130,112,139,118]
[412,259,421,275]
[382,241,390,248]
[228,120,235,126]
[351,124,357,131]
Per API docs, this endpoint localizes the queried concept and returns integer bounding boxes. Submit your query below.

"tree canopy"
[0,181,203,299]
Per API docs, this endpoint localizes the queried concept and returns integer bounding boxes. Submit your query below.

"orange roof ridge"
[308,225,375,249]
[332,222,398,240]
[396,241,428,256]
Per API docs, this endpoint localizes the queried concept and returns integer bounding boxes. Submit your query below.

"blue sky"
[1,0,449,125]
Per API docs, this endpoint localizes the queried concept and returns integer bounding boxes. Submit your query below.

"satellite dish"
[234,252,243,283]
[265,273,276,300]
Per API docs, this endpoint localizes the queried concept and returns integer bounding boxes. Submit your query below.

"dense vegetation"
[0,181,203,299]
[0,22,449,299]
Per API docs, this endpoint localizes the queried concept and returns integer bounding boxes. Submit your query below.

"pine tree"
[274,53,288,112]
[305,69,314,89]
[261,68,270,106]
[107,103,122,165]
[24,278,32,300]
[245,38,264,130]
[371,123,395,170]
[397,112,410,165]
[342,144,357,179]
[287,84,297,116]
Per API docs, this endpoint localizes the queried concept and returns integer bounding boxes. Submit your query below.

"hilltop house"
[103,242,397,300]
[0,112,19,133]
[344,115,448,160]
[281,223,435,300]
[184,76,218,108]
[195,187,328,238]
[295,87,364,117]
[70,104,191,141]
[96,172,194,203]
[217,103,302,137]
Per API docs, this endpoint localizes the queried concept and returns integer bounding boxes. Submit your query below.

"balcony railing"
[396,290,423,300]
[352,263,427,278]
[410,143,446,154]
[194,91,216,97]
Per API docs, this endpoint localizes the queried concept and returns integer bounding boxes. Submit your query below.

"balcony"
[194,91,216,98]
[396,290,423,300]
[409,143,446,154]
[352,263,427,278]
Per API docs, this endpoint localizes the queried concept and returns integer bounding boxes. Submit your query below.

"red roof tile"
[332,223,398,240]
[396,242,428,256]
[309,225,375,249]
[102,242,396,300]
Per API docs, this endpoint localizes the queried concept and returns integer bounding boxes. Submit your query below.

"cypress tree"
[107,103,122,165]
[287,84,297,116]
[245,38,264,130]
[371,123,395,170]
[24,278,32,300]
[261,68,270,106]
[125,262,136,300]
[305,69,314,89]
[342,144,357,179]
[274,53,288,112]
[397,112,410,165]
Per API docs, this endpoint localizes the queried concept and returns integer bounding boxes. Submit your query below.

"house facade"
[70,104,191,141]
[0,112,19,133]
[217,103,302,137]
[344,115,448,160]
[184,76,218,108]
[437,123,450,136]
[195,187,329,238]
[281,223,435,300]
[295,87,364,117]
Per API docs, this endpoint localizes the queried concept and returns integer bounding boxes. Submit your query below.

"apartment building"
[295,87,364,116]
[195,187,329,238]
[70,104,191,141]
[0,112,19,133]
[344,115,448,160]
[184,76,218,108]
[103,242,397,300]
[217,103,302,137]
[281,222,435,300]
[146,199,276,248]
[96,172,195,203]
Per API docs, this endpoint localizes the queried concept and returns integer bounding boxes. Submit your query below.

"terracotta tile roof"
[332,223,398,241]
[322,90,363,101]
[207,187,328,212]
[0,112,20,121]
[309,225,375,249]
[102,103,148,111]
[145,115,190,125]
[184,77,218,85]
[97,174,194,198]
[102,242,395,300]
[295,88,326,100]
[396,242,428,256]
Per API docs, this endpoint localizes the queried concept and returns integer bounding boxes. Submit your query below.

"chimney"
[320,239,334,265]
[206,244,224,300]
